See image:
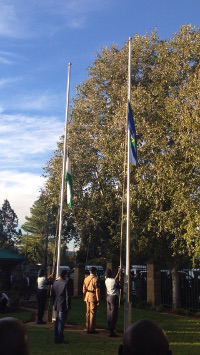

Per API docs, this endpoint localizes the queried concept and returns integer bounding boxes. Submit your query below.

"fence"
[131,269,200,311]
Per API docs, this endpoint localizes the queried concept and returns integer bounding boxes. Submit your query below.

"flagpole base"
[124,301,132,332]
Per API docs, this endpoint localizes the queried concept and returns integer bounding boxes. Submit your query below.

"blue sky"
[0,0,200,234]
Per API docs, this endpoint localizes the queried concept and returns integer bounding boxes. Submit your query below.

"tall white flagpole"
[56,62,71,278]
[124,37,132,331]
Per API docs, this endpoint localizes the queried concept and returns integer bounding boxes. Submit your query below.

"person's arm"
[115,269,121,281]
[115,269,122,289]
[95,279,100,305]
[66,280,72,310]
[46,273,54,285]
[65,284,69,311]
[51,284,56,304]
[83,279,87,300]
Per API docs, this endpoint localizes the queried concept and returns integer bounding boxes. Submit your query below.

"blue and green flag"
[65,152,72,209]
[127,101,137,165]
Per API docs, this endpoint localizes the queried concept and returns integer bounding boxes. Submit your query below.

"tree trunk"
[171,266,180,310]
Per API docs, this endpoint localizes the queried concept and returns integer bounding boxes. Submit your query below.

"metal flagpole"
[124,37,132,331]
[56,62,71,278]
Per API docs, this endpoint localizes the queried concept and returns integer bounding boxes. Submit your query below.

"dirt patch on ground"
[26,321,123,338]
[20,305,122,338]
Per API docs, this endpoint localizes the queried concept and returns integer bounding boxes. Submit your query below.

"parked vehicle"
[69,265,104,279]
[85,265,104,279]
[59,265,70,271]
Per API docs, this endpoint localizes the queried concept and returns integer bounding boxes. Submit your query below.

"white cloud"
[0,113,64,167]
[0,112,64,227]
[0,77,21,88]
[0,1,29,38]
[0,170,45,225]
[0,51,27,65]
[0,56,13,65]
[0,0,112,37]
[0,87,65,112]
[46,0,110,29]
[12,92,63,112]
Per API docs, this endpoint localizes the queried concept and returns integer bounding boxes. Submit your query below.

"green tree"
[29,25,199,309]
[21,188,76,267]
[43,26,199,268]
[129,25,200,308]
[21,191,54,265]
[69,26,199,308]
[0,199,22,249]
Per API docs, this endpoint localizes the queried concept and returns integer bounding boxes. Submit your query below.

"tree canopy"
[0,199,22,250]
[26,25,200,269]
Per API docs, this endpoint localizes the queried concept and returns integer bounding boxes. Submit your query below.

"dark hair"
[0,317,29,355]
[38,268,45,277]
[60,269,69,279]
[105,268,112,278]
[121,319,171,355]
[89,266,97,273]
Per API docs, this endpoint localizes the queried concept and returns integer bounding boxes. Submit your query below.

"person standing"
[105,268,121,337]
[52,269,69,344]
[65,271,73,324]
[36,268,53,324]
[83,266,100,334]
[0,291,10,312]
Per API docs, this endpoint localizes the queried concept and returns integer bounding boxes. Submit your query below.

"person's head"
[89,266,97,275]
[118,319,171,355]
[105,268,112,278]
[60,269,69,280]
[0,317,29,355]
[38,268,45,277]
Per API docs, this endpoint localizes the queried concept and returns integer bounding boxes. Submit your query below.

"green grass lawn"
[1,298,200,354]
[27,327,121,355]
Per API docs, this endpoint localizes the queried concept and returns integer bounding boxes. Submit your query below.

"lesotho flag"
[65,151,72,209]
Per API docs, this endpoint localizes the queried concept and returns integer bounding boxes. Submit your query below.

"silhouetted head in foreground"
[0,317,29,355]
[118,319,172,355]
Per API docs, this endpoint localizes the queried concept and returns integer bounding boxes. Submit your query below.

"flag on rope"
[65,151,72,209]
[127,101,137,165]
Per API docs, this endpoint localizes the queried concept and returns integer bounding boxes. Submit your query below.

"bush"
[154,304,164,312]
[134,300,152,309]
[172,308,194,317]
[8,269,23,308]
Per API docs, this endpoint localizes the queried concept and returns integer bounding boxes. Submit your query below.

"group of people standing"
[3,266,171,354]
[83,266,121,337]
[36,265,121,344]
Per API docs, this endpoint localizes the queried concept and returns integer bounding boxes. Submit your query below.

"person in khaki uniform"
[83,266,100,334]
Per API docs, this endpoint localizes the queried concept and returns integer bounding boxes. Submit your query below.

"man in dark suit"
[52,269,69,344]
[65,272,73,324]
